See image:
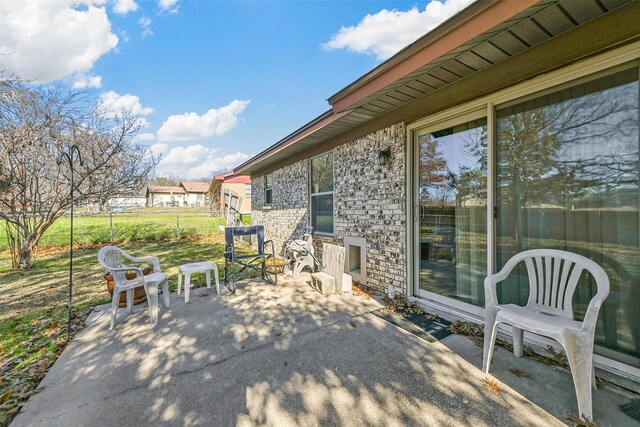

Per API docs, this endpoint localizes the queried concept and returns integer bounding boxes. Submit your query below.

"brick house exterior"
[235,1,640,384]
[252,124,407,293]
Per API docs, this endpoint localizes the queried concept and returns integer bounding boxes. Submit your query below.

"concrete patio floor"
[10,275,637,426]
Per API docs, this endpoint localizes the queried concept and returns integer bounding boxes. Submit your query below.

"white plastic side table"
[177,261,220,303]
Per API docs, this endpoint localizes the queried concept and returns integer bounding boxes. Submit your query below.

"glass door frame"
[405,42,640,379]
[410,108,493,320]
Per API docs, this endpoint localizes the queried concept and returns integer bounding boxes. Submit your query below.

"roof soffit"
[236,0,637,176]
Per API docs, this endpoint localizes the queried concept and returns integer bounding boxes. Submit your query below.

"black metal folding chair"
[224,225,277,293]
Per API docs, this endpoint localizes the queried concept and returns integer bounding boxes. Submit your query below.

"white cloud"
[136,133,155,142]
[72,73,103,89]
[149,142,168,156]
[0,0,118,83]
[114,0,138,14]
[138,17,153,38]
[153,144,249,179]
[157,100,249,142]
[99,90,153,127]
[158,0,179,13]
[120,30,130,43]
[323,0,475,60]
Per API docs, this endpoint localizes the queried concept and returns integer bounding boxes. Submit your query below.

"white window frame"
[310,151,335,236]
[411,109,488,319]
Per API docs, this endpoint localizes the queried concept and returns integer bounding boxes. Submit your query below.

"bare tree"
[418,134,452,205]
[148,175,182,187]
[0,79,157,269]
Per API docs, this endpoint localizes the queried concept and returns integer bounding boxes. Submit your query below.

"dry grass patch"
[0,234,228,426]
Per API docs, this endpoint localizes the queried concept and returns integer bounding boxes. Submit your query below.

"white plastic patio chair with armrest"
[283,226,318,278]
[98,246,171,330]
[483,249,609,421]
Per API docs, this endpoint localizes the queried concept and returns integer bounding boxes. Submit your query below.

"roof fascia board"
[234,109,350,174]
[246,5,640,177]
[329,0,540,113]
[235,1,536,176]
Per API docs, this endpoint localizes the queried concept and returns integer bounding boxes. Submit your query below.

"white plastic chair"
[483,249,609,421]
[283,227,317,278]
[98,246,171,330]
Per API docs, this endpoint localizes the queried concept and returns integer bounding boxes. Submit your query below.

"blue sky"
[0,0,473,179]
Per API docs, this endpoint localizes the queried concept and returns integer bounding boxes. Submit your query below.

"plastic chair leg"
[513,326,524,357]
[177,271,182,296]
[206,270,211,288]
[162,279,170,308]
[126,289,134,314]
[184,272,192,303]
[482,309,499,373]
[292,261,303,278]
[563,333,595,420]
[146,283,159,325]
[293,255,313,278]
[213,266,220,296]
[110,289,120,330]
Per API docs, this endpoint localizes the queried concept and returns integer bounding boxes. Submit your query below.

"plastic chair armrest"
[581,286,609,332]
[484,276,500,307]
[108,266,145,284]
[124,254,162,273]
[484,258,522,306]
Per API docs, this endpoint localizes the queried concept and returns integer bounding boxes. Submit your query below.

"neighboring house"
[105,194,146,208]
[180,181,210,206]
[145,185,186,207]
[208,173,252,216]
[235,2,640,387]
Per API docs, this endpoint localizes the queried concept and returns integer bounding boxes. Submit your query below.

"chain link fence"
[0,209,230,250]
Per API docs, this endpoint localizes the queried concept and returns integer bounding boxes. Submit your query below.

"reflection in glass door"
[495,68,640,366]
[418,118,487,306]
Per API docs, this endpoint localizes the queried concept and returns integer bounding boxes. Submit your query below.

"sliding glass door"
[414,63,640,366]
[417,117,487,307]
[495,67,640,366]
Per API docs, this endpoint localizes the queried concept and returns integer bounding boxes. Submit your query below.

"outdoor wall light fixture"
[377,149,391,166]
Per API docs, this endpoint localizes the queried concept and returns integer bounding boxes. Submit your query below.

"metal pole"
[57,145,83,342]
[176,213,181,238]
[109,212,113,242]
[69,166,74,340]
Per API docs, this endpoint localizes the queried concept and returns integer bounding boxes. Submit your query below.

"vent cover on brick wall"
[344,236,366,285]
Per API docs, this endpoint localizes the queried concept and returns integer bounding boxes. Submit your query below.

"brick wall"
[251,123,407,294]
[331,123,407,294]
[251,159,310,257]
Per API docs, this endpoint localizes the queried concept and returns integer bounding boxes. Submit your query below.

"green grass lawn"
[0,234,233,426]
[0,210,227,250]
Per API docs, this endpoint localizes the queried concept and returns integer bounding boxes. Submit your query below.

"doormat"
[371,308,452,342]
[400,311,452,341]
